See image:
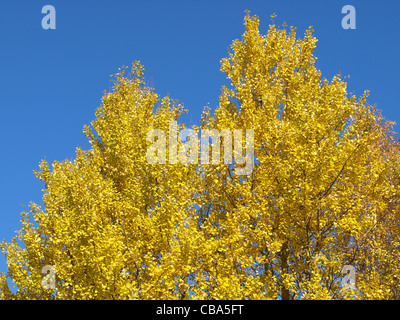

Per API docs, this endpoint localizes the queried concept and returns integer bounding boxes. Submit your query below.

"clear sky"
[0,0,399,276]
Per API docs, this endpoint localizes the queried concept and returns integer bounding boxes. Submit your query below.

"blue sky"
[0,0,399,276]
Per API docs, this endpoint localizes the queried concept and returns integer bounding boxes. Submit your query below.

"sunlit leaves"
[0,14,398,300]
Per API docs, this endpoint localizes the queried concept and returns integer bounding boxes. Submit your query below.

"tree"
[0,12,397,300]
[346,135,400,299]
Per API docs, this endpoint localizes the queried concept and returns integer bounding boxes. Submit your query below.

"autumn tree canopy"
[1,13,398,300]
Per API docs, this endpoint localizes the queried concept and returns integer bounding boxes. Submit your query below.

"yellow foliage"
[0,13,398,300]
